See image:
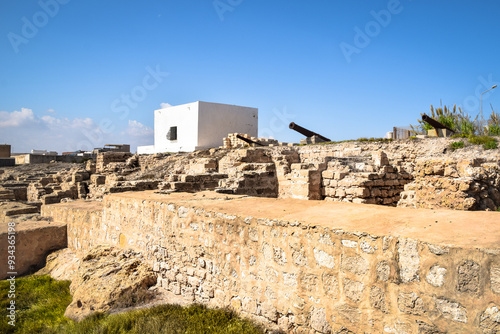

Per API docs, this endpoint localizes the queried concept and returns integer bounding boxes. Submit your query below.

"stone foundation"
[42,191,500,333]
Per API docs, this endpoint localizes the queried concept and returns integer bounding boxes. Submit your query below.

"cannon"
[236,134,264,146]
[289,122,331,142]
[421,114,455,133]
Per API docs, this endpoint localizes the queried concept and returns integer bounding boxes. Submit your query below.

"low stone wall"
[0,220,67,280]
[322,152,412,205]
[42,191,500,333]
[398,158,500,210]
[96,152,132,173]
[15,154,85,164]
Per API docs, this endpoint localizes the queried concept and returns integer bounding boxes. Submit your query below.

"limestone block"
[376,261,390,282]
[283,272,298,287]
[261,302,278,322]
[322,273,339,297]
[310,307,332,334]
[344,278,364,302]
[313,248,335,269]
[340,255,369,276]
[416,321,445,334]
[373,151,389,167]
[301,274,320,293]
[434,297,467,323]
[242,297,257,314]
[336,305,360,325]
[341,239,358,248]
[291,246,308,266]
[398,238,420,283]
[491,266,500,294]
[426,265,447,287]
[427,243,449,255]
[457,260,480,294]
[360,241,376,254]
[397,292,424,315]
[370,286,387,313]
[273,245,287,265]
[480,305,500,333]
[278,316,292,332]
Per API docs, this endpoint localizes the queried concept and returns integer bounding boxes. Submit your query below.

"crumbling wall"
[218,148,278,197]
[96,152,132,173]
[322,152,412,205]
[398,158,500,211]
[222,133,279,149]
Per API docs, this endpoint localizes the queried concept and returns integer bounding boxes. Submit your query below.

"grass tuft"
[0,275,72,334]
[449,141,465,151]
[0,275,266,334]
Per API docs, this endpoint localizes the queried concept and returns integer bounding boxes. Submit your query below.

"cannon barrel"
[236,134,264,146]
[289,122,331,142]
[422,114,455,133]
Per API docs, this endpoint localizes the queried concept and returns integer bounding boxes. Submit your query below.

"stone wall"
[0,220,67,280]
[42,191,500,333]
[96,152,132,173]
[398,158,500,211]
[322,152,412,205]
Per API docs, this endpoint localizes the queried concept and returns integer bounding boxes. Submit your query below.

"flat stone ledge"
[76,190,500,250]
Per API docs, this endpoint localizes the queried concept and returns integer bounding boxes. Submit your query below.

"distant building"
[138,101,258,154]
[0,144,14,166]
[31,149,58,156]
[91,144,130,155]
[0,144,11,158]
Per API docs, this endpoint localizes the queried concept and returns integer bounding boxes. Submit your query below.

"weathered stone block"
[261,302,278,322]
[398,238,420,283]
[480,305,500,333]
[491,266,500,294]
[370,286,387,313]
[310,307,332,334]
[427,243,449,255]
[341,255,369,276]
[377,261,390,281]
[344,278,364,302]
[341,239,358,248]
[434,297,467,323]
[457,260,480,294]
[322,273,339,297]
[426,265,447,287]
[398,292,424,315]
[313,248,335,269]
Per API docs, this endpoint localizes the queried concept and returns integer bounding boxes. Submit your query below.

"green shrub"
[468,136,498,150]
[451,133,469,138]
[483,140,498,150]
[450,141,465,151]
[489,124,500,136]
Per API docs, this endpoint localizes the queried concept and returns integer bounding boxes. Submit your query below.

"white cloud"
[160,102,172,109]
[0,108,153,153]
[126,120,154,137]
[46,108,56,114]
[0,108,36,127]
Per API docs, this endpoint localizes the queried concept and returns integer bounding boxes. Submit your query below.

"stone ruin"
[1,138,499,211]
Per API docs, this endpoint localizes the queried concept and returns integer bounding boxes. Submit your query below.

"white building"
[137,101,258,154]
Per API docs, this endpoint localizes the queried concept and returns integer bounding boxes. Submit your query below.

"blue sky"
[1,0,499,153]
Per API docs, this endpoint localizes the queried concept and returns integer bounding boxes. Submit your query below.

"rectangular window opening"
[167,126,177,141]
